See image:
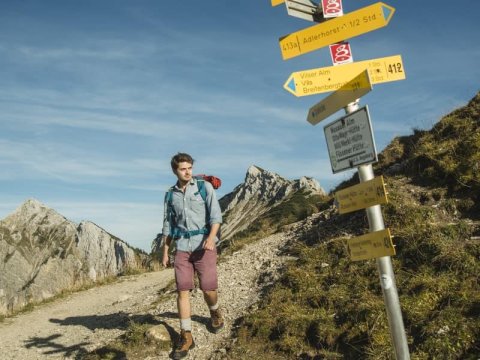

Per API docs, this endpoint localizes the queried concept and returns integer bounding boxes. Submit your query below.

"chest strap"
[172,227,209,239]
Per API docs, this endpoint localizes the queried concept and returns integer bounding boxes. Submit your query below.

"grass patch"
[84,320,172,359]
[82,316,172,360]
[230,176,480,358]
[228,90,480,359]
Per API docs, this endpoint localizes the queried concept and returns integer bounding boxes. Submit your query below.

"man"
[161,152,224,360]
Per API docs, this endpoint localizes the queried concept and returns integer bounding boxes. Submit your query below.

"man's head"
[171,153,194,184]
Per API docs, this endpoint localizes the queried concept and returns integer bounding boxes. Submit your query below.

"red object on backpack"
[195,174,222,189]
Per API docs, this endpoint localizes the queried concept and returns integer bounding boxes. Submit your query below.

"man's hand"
[161,235,172,267]
[203,223,220,251]
[162,250,170,267]
[203,236,216,251]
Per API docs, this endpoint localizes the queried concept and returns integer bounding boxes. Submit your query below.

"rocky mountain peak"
[0,199,147,316]
[219,166,325,240]
[13,198,48,217]
[246,165,262,178]
[4,198,69,233]
[298,176,323,193]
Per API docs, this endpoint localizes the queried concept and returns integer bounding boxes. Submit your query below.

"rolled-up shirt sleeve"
[205,181,222,225]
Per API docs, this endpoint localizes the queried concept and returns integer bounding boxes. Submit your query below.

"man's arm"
[203,223,220,251]
[202,181,222,251]
[162,235,172,267]
[161,191,173,267]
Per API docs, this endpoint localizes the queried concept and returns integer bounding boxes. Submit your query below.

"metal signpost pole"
[345,101,410,359]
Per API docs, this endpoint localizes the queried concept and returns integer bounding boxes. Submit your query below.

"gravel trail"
[0,230,294,359]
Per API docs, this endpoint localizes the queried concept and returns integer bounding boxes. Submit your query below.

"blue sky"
[1,0,478,252]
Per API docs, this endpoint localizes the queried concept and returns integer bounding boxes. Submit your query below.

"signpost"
[272,1,410,357]
[284,54,405,97]
[307,70,371,125]
[324,105,377,173]
[347,228,395,261]
[279,2,395,60]
[334,176,388,214]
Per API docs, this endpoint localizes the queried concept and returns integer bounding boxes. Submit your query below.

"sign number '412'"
[387,62,403,74]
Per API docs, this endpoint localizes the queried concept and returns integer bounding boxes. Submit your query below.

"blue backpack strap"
[194,177,212,230]
[196,177,207,202]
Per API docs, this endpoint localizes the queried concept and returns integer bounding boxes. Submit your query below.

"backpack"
[165,175,222,240]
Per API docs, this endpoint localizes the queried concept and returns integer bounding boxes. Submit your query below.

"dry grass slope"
[226,92,480,359]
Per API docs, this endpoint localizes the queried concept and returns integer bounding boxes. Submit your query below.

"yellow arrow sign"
[284,54,405,97]
[271,0,285,6]
[347,228,395,261]
[335,176,388,214]
[279,2,395,60]
[307,70,372,125]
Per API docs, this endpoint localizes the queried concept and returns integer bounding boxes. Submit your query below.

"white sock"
[209,303,219,311]
[180,318,192,331]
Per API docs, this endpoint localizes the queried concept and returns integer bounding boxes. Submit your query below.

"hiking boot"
[209,308,224,333]
[173,329,195,360]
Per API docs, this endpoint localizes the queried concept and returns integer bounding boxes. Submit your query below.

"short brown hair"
[171,152,194,171]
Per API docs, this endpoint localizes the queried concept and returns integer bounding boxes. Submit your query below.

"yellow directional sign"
[335,176,388,214]
[347,228,395,261]
[279,2,395,60]
[307,70,371,125]
[271,0,285,6]
[284,54,405,97]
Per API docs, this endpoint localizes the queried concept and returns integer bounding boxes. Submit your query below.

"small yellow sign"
[279,2,395,60]
[271,0,285,6]
[307,70,372,125]
[348,228,395,261]
[284,54,405,97]
[335,176,388,214]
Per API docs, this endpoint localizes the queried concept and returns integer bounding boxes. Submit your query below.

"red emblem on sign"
[321,0,343,18]
[329,42,353,65]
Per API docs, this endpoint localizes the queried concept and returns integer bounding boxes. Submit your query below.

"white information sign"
[324,106,377,173]
[285,0,321,22]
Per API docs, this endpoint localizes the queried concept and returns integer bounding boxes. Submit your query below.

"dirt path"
[0,231,294,359]
[0,269,175,359]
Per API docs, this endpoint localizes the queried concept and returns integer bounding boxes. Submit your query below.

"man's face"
[175,161,193,183]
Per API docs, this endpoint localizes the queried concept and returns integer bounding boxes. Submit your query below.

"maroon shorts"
[174,249,218,291]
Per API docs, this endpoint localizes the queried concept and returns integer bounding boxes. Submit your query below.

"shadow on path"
[49,312,159,331]
[24,333,93,359]
[22,313,160,358]
[28,312,210,358]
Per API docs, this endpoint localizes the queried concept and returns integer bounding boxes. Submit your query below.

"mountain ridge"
[0,198,148,316]
[219,164,325,241]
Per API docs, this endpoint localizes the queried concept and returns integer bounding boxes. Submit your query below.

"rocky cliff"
[219,165,325,240]
[0,199,146,316]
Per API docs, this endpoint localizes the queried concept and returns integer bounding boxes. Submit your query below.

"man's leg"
[178,290,191,328]
[202,289,224,333]
[173,252,195,359]
[174,251,195,328]
[203,289,217,307]
[194,249,224,333]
